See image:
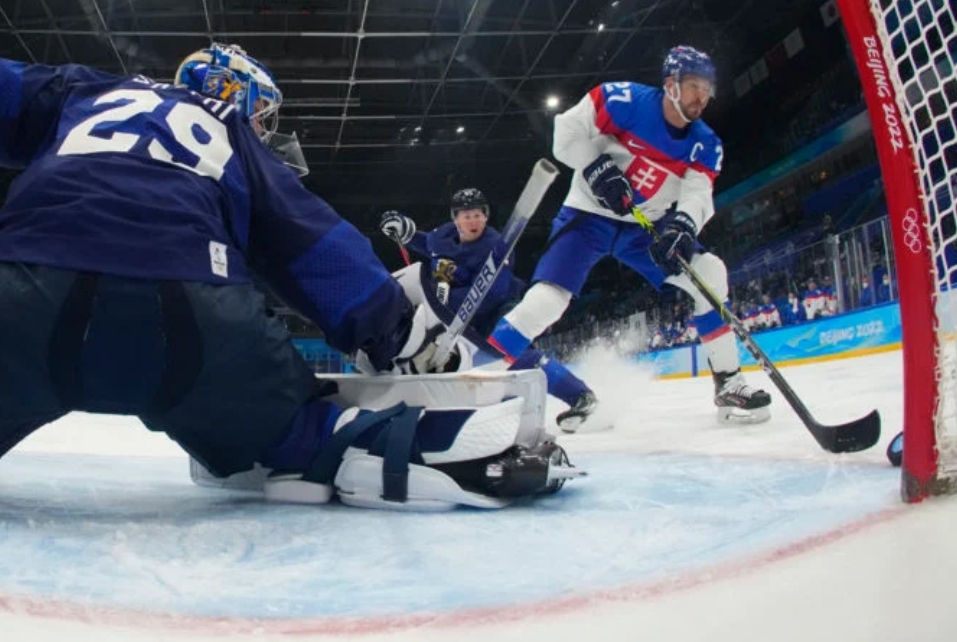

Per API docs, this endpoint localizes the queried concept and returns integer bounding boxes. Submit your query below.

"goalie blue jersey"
[0,58,410,358]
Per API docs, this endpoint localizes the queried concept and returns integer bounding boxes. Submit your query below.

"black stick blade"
[809,409,882,454]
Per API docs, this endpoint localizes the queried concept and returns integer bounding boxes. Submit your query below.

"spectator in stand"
[859,276,876,308]
[682,313,699,344]
[730,300,742,321]
[670,310,685,339]
[803,278,829,320]
[757,294,781,329]
[663,320,681,346]
[877,272,893,303]
[741,301,760,331]
[821,275,838,315]
[783,291,806,325]
[650,329,667,351]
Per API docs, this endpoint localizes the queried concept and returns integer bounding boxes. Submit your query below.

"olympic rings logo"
[901,207,923,254]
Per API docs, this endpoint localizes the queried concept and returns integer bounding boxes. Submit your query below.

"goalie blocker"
[190,369,586,510]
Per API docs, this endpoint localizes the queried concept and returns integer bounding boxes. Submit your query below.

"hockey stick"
[429,158,560,369]
[396,243,411,266]
[635,208,881,453]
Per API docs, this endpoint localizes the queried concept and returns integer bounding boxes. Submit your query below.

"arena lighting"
[546,95,560,109]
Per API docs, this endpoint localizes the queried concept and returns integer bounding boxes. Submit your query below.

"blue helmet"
[175,43,282,141]
[662,45,716,94]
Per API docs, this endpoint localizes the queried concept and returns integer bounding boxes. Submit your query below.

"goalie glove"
[583,153,634,216]
[650,210,697,276]
[355,304,468,375]
[380,210,417,245]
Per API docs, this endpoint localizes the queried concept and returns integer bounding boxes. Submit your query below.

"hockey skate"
[556,391,598,434]
[713,369,771,424]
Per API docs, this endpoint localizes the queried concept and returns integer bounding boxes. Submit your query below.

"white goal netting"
[869,0,957,481]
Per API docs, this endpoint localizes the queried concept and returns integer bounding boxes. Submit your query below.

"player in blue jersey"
[0,44,579,510]
[379,187,599,432]
[382,188,525,335]
[488,46,772,423]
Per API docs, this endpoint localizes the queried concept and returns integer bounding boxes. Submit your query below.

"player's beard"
[681,99,706,121]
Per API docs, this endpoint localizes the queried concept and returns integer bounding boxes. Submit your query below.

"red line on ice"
[0,507,904,637]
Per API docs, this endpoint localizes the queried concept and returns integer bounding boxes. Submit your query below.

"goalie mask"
[176,43,282,141]
[175,43,309,176]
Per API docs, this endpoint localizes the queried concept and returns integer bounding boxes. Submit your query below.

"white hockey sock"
[704,331,739,374]
[502,282,572,341]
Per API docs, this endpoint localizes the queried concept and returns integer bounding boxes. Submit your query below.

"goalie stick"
[635,207,881,454]
[428,158,560,369]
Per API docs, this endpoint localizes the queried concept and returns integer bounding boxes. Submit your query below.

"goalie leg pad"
[266,396,533,510]
[191,369,553,494]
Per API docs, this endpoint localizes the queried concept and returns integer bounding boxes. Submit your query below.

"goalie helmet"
[450,187,490,219]
[175,43,282,142]
[662,45,716,97]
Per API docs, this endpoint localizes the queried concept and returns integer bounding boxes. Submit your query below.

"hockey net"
[838,0,957,501]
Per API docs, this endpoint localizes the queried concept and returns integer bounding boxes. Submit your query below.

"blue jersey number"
[58,88,233,180]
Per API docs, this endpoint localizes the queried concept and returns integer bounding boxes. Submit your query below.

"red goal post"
[837,0,957,501]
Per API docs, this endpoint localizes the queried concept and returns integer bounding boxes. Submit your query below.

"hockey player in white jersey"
[487,46,772,423]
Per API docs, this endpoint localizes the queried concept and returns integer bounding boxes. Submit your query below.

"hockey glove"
[583,154,634,216]
[380,210,417,245]
[650,211,697,276]
[354,304,465,375]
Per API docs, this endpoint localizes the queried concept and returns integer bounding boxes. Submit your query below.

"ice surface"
[1,349,956,642]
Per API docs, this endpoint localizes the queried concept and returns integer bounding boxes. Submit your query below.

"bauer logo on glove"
[583,153,634,216]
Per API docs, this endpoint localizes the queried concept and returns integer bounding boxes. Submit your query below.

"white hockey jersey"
[552,82,724,232]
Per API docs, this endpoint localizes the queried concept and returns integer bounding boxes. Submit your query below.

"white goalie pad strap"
[335,455,510,511]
